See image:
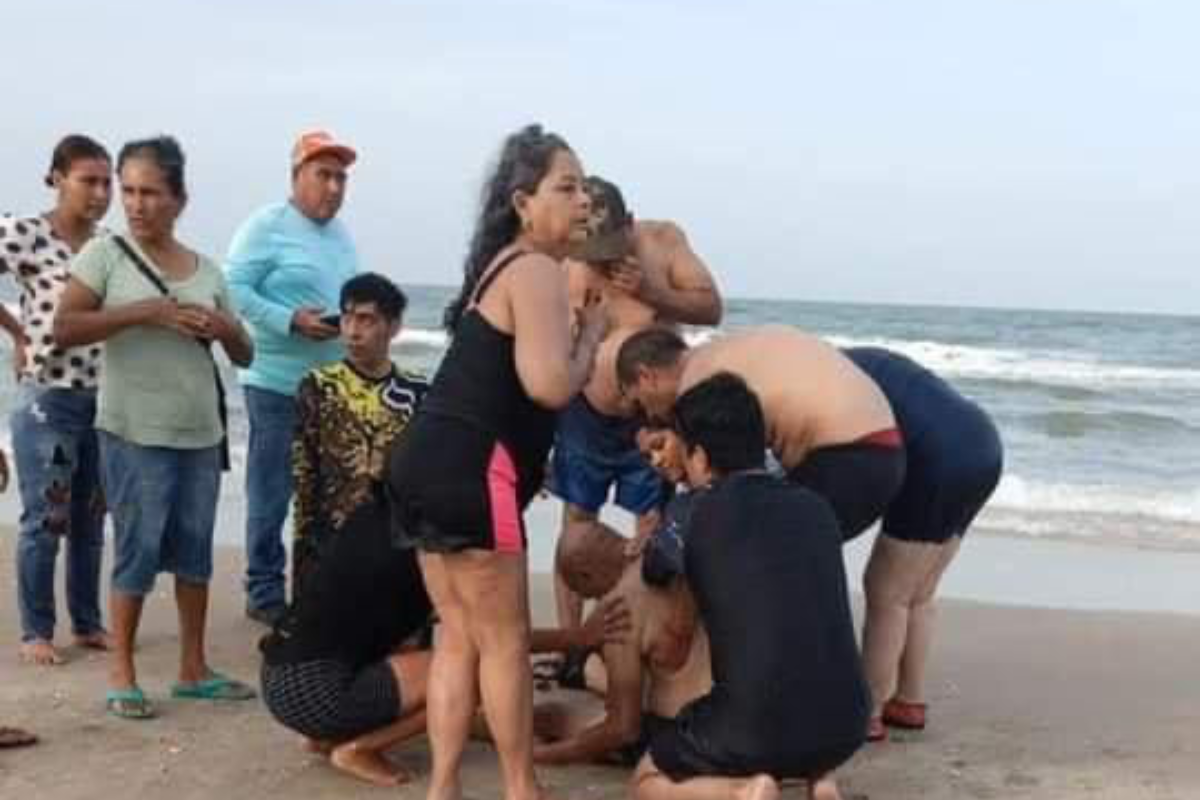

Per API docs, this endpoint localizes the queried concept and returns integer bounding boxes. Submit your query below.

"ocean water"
[392,287,1200,552]
[1,285,1197,556]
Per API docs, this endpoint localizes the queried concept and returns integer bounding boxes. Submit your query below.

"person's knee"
[910,589,940,614]
[19,440,77,538]
[863,560,907,609]
[392,651,432,710]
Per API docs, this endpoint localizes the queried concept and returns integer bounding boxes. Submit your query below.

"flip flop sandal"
[0,726,39,748]
[171,671,257,701]
[106,687,156,720]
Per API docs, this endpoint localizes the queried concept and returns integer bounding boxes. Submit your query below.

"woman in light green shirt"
[55,136,256,720]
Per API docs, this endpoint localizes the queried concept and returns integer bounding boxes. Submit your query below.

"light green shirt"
[71,235,234,449]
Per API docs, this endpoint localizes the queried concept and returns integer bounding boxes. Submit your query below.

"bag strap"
[113,235,232,472]
[113,235,171,297]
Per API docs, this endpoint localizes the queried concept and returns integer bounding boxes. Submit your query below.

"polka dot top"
[0,214,103,389]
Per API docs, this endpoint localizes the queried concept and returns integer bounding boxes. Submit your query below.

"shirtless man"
[616,325,904,541]
[533,520,712,767]
[551,176,722,631]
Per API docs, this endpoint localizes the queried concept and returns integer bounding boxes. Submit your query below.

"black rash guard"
[657,472,868,777]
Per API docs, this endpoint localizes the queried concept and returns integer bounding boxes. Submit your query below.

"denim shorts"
[550,396,664,516]
[98,431,221,595]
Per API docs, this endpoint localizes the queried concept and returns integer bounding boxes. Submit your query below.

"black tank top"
[420,250,558,504]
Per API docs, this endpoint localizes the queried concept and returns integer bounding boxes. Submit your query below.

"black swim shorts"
[647,698,860,782]
[787,430,906,541]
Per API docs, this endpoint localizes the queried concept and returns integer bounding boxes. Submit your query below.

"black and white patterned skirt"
[260,658,401,743]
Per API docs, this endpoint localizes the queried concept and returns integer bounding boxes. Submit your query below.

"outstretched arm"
[533,627,645,764]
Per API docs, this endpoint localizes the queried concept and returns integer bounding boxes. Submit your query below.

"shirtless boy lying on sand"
[532,520,712,766]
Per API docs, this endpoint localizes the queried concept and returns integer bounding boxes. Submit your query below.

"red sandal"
[882,698,927,730]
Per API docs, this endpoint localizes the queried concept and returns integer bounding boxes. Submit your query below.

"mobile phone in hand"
[320,313,342,328]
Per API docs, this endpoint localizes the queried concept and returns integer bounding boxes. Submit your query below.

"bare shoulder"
[638,219,685,241]
[508,250,561,278]
[500,251,565,301]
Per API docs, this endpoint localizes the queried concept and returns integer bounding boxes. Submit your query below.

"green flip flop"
[171,671,257,701]
[106,686,156,720]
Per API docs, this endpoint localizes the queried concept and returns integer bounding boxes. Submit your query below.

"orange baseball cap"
[291,130,357,169]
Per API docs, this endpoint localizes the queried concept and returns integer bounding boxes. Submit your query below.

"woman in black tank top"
[388,125,606,800]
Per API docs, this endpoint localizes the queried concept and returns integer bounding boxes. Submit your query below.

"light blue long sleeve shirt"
[225,202,359,397]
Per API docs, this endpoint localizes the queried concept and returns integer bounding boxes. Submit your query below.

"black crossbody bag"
[112,235,231,471]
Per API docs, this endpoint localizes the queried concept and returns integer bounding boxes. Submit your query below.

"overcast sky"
[4,0,1198,315]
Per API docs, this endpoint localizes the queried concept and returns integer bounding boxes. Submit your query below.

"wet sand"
[1,539,1198,800]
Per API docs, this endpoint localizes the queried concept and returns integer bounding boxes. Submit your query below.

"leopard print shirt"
[291,360,428,595]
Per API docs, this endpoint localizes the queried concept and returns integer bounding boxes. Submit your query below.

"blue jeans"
[98,432,220,595]
[12,385,105,642]
[243,385,295,610]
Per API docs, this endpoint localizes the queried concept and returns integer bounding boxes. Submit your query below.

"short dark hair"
[673,372,766,476]
[341,272,408,321]
[118,136,187,200]
[616,326,688,389]
[45,134,110,187]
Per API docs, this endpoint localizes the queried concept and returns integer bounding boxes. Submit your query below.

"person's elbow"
[230,347,254,369]
[693,293,723,326]
[229,338,255,369]
[52,312,83,348]
[522,366,576,411]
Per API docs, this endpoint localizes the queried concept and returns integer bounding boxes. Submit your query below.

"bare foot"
[736,775,780,800]
[19,640,64,666]
[330,742,412,787]
[809,775,844,800]
[74,631,112,651]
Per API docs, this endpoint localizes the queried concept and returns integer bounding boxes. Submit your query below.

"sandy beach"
[1,534,1198,800]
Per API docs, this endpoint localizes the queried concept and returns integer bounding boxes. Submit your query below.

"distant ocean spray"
[2,285,1197,550]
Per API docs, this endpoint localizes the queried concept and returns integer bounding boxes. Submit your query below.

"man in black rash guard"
[632,372,868,800]
[259,492,434,787]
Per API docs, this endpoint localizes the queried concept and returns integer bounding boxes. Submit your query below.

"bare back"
[608,566,712,719]
[682,326,895,469]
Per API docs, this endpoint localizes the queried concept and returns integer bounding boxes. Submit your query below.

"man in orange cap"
[225,130,360,626]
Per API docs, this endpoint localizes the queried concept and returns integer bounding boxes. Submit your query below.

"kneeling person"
[633,373,869,800]
[259,494,434,786]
